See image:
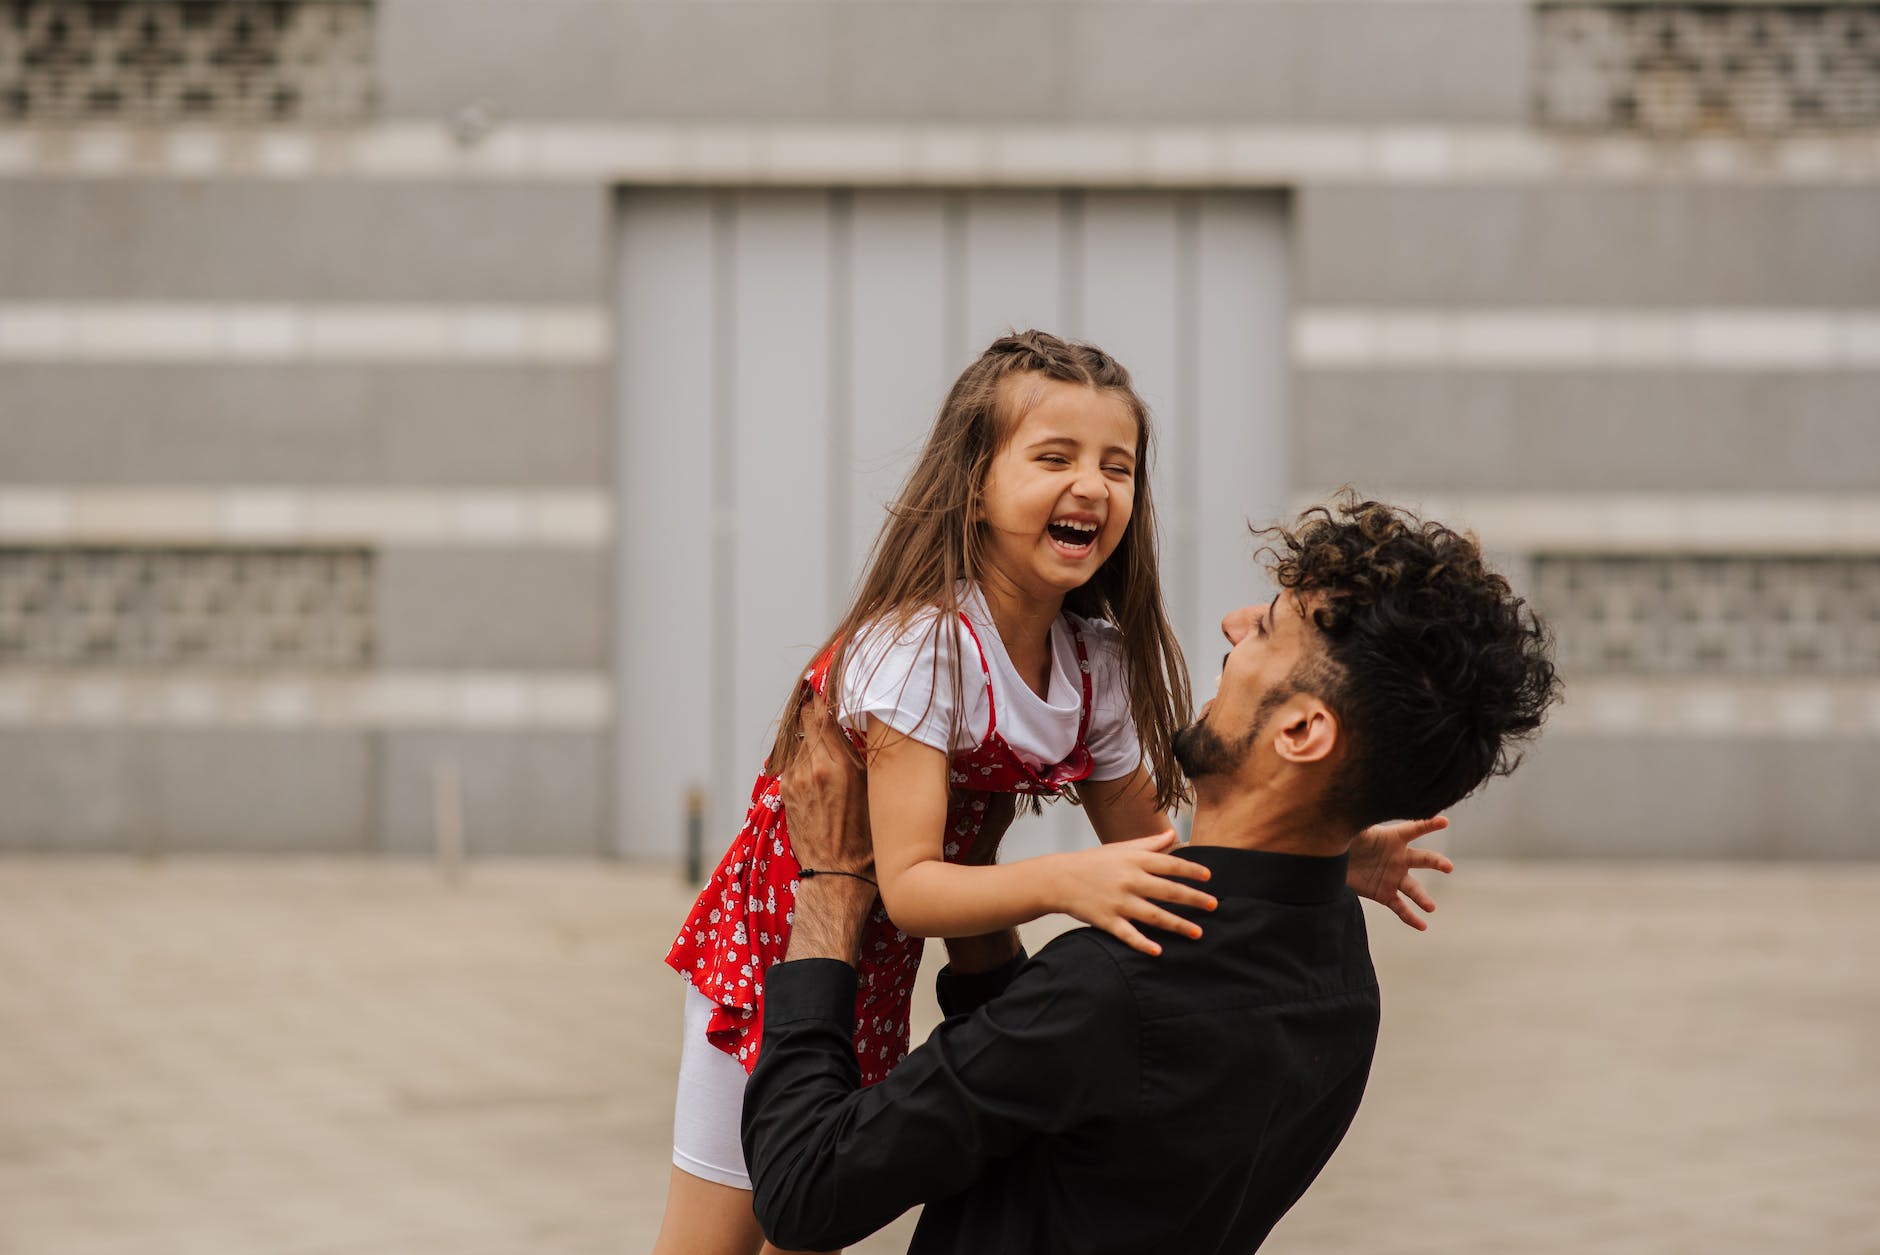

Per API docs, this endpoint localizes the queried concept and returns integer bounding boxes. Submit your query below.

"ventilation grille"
[1532,554,1880,674]
[0,546,374,668]
[1537,3,1880,135]
[0,1,374,124]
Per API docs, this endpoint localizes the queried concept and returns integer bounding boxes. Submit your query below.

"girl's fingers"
[1408,848,1454,873]
[1403,877,1437,913]
[1126,830,1179,851]
[1142,881,1218,912]
[1144,855,1213,883]
[1125,904,1204,940]
[1109,919,1162,956]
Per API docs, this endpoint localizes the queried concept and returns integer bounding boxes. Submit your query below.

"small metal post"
[433,757,465,885]
[684,787,706,885]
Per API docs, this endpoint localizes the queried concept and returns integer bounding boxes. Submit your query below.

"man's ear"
[1270,697,1339,767]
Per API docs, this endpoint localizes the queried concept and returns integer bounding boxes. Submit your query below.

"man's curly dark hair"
[1260,493,1561,829]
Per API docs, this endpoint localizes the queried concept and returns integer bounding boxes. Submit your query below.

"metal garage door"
[614,189,1288,860]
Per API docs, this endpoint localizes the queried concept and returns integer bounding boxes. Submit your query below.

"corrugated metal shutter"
[615,189,1288,859]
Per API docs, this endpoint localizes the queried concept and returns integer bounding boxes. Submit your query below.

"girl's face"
[978,377,1139,602]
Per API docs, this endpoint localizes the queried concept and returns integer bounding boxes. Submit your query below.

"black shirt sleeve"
[741,936,1136,1252]
[932,945,1029,1017]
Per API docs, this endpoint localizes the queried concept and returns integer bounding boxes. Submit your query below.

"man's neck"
[1186,782,1355,858]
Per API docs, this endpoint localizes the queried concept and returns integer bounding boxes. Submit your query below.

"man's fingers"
[1389,895,1431,931]
[1367,815,1449,843]
[795,692,844,750]
[795,691,828,735]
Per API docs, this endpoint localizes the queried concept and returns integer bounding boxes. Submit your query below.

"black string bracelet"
[798,867,878,887]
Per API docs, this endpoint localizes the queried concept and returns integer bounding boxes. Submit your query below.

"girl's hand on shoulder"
[1049,833,1217,957]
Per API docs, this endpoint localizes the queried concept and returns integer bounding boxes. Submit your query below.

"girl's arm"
[1077,767,1170,844]
[866,720,1214,955]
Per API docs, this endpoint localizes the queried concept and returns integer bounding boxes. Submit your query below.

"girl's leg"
[649,1164,763,1255]
[659,986,840,1254]
[648,1151,840,1255]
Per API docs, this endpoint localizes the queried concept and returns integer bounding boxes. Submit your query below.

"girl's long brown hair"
[766,330,1193,813]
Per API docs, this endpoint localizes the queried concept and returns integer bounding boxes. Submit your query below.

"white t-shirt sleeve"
[1081,620,1146,782]
[835,611,963,755]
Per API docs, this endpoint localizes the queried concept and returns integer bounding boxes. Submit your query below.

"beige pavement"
[2,856,1876,1255]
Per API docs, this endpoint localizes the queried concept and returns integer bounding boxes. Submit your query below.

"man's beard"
[1172,691,1287,783]
[1172,719,1240,782]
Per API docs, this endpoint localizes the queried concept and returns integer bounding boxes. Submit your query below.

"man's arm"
[755,697,1131,1251]
[743,933,1133,1251]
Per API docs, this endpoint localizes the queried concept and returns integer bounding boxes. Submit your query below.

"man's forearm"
[746,935,1128,1251]
[785,876,877,964]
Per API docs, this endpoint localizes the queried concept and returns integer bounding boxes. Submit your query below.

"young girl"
[653,330,1205,1255]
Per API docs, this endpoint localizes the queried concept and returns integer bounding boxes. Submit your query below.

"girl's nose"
[1071,462,1107,501]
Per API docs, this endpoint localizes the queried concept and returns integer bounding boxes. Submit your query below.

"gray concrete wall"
[378,1,1531,125]
[375,549,610,670]
[1297,186,1880,309]
[1296,373,1880,493]
[0,181,609,301]
[3,0,1876,858]
[0,363,610,485]
[0,175,616,854]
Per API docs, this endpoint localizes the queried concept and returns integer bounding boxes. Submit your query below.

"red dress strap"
[953,612,997,742]
[1069,623,1094,743]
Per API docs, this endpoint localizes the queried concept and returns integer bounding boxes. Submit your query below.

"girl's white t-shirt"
[835,584,1144,782]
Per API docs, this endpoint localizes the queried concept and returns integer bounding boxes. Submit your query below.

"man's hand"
[1347,816,1453,931]
[778,694,878,965]
[779,695,873,878]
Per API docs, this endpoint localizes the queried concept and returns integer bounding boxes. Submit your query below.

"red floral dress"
[665,614,1095,1085]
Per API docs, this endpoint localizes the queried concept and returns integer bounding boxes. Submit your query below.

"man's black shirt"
[743,846,1381,1254]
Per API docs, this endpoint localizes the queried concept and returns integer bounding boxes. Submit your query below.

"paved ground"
[1,856,1876,1255]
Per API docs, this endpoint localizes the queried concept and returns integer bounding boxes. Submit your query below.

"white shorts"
[671,984,754,1191]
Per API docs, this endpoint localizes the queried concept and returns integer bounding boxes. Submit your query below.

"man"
[742,496,1560,1254]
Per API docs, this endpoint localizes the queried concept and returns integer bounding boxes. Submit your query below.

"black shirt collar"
[1174,844,1350,906]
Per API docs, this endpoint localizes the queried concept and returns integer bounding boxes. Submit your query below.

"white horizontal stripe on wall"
[1295,308,1880,370]
[0,488,611,547]
[1286,493,1880,554]
[0,670,610,730]
[1547,678,1880,738]
[0,303,611,364]
[0,123,1874,186]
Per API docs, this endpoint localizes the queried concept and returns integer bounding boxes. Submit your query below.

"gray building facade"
[2,0,1876,859]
